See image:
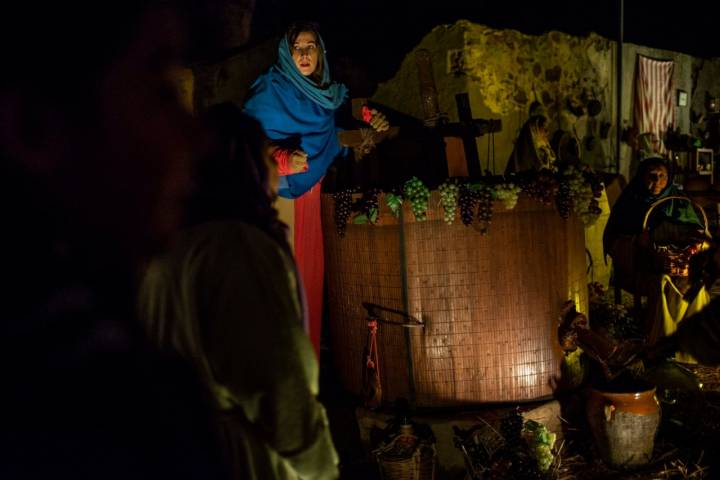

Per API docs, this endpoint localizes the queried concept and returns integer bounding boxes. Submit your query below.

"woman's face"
[291,31,319,77]
[643,164,669,195]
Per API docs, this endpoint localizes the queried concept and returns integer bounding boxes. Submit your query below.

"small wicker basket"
[374,425,437,480]
[453,420,505,479]
[641,195,711,277]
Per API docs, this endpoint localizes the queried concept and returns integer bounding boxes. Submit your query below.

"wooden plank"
[444,136,469,177]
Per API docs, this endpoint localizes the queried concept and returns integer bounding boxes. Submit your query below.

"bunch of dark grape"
[458,183,479,226]
[590,301,642,340]
[459,437,491,473]
[535,171,559,206]
[500,408,524,445]
[438,180,460,224]
[360,188,382,224]
[520,170,557,206]
[508,451,545,480]
[581,165,604,198]
[403,177,431,221]
[475,185,494,235]
[496,410,545,479]
[488,448,544,480]
[555,179,572,219]
[517,174,538,199]
[333,189,353,237]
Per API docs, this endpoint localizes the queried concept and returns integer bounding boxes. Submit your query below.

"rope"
[485,131,497,175]
[358,128,376,157]
[363,318,382,407]
[491,131,496,175]
[486,132,491,174]
[366,319,380,378]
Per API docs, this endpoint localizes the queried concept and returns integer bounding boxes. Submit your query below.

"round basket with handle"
[374,424,437,480]
[641,195,712,277]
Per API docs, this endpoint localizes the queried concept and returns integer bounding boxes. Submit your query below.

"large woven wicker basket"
[641,195,711,277]
[322,192,587,406]
[374,429,437,480]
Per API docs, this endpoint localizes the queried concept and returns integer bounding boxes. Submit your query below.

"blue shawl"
[243,33,348,199]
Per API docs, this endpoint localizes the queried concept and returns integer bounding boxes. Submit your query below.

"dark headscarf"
[603,157,701,258]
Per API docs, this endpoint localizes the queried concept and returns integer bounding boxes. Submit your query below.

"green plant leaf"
[369,208,378,223]
[353,214,369,224]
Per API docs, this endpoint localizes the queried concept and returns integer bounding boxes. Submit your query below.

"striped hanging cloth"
[634,55,675,156]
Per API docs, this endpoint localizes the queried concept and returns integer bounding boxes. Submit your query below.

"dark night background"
[248,0,720,85]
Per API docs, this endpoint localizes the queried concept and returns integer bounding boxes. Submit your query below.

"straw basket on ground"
[374,424,437,480]
[322,191,587,407]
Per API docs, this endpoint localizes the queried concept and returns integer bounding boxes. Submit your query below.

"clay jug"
[586,382,660,469]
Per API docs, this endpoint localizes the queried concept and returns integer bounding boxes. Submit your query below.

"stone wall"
[370,20,720,180]
[372,21,615,175]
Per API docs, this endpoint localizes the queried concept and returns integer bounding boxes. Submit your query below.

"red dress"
[293,182,324,357]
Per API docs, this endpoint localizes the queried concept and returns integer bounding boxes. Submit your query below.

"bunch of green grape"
[564,165,602,225]
[495,182,521,210]
[438,180,460,224]
[403,177,431,221]
[566,166,593,214]
[523,419,556,473]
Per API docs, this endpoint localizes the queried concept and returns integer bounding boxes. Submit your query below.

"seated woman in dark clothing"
[603,157,708,349]
[603,157,702,259]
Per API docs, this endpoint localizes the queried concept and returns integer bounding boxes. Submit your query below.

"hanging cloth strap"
[362,319,382,408]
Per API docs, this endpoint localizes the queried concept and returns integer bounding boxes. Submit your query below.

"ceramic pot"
[586,384,660,468]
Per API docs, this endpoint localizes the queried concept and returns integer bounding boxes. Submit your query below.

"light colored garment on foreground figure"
[139,221,339,479]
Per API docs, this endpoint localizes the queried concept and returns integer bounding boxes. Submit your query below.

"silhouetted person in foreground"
[140,103,340,479]
[0,2,226,478]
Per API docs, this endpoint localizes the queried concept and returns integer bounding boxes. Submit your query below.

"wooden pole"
[616,0,624,174]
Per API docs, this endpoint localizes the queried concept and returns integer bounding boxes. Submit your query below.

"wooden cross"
[337,98,400,159]
[439,93,502,178]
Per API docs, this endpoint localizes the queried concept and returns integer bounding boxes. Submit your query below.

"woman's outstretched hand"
[270,146,309,175]
[290,149,309,173]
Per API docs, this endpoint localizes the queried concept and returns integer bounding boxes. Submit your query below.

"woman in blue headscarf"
[243,22,388,356]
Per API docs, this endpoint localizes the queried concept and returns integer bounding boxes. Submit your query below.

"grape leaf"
[369,208,378,223]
